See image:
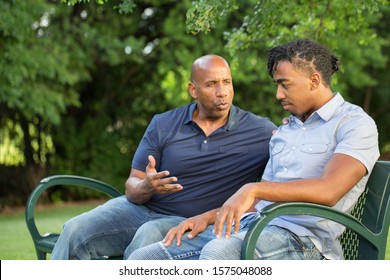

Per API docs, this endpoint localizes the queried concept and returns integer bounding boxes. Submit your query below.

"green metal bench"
[25,175,122,260]
[26,161,390,260]
[241,161,390,260]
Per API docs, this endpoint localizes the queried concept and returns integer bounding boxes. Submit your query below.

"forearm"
[246,177,353,207]
[249,154,367,206]
[245,179,329,205]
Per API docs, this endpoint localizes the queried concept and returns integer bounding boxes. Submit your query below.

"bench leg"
[36,249,47,260]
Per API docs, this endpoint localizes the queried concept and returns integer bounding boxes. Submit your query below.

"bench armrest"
[241,202,372,259]
[25,175,122,245]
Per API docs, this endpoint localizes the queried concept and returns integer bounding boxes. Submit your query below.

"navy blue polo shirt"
[132,103,277,218]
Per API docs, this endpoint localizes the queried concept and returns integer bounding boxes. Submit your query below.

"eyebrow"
[274,78,289,83]
[205,78,232,83]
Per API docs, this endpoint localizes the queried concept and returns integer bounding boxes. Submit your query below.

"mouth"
[281,101,292,109]
[216,102,229,110]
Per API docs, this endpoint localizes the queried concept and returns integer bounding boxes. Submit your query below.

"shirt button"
[203,140,208,144]
[283,167,288,172]
[302,126,306,131]
[292,146,296,150]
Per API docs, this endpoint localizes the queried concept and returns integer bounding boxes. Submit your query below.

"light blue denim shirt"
[256,93,380,259]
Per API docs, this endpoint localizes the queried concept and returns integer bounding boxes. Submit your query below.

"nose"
[275,85,285,100]
[215,82,228,97]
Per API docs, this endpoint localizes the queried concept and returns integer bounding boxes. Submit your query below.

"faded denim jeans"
[128,213,324,260]
[50,195,185,259]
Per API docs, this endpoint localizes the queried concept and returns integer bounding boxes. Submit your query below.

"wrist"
[242,183,259,199]
[202,208,220,224]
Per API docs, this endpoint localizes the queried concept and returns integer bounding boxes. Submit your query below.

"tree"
[0,0,232,206]
[1,0,389,207]
[184,0,390,155]
[65,0,390,153]
[0,0,90,205]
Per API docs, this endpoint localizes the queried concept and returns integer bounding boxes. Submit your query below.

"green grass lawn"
[1,201,389,260]
[0,201,102,260]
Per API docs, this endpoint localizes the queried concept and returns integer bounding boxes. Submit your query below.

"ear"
[310,72,321,89]
[188,82,197,99]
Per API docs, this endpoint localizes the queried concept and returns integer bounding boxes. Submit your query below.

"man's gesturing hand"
[144,155,183,194]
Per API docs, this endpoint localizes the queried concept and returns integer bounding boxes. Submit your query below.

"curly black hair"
[267,39,340,86]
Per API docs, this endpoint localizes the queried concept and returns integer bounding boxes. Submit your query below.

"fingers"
[187,224,203,240]
[175,229,185,246]
[213,208,241,239]
[146,171,182,194]
[145,155,183,194]
[163,227,179,247]
[163,223,189,247]
[146,155,170,180]
[157,174,177,184]
[147,155,156,169]
[163,216,207,247]
[213,211,226,239]
[233,215,241,236]
[145,155,159,176]
[272,117,289,134]
[146,155,171,180]
[156,183,183,194]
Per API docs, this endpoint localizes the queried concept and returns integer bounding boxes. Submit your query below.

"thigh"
[54,196,157,259]
[65,196,152,232]
[136,216,186,240]
[199,213,261,260]
[201,225,323,260]
[165,224,217,260]
[147,215,186,230]
[128,224,216,260]
[252,226,323,260]
[124,216,186,258]
[61,195,158,255]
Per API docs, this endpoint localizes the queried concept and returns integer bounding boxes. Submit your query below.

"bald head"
[190,55,231,83]
[187,54,234,121]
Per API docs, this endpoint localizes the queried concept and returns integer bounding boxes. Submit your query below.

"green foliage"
[1,0,390,206]
[185,0,239,34]
[63,0,107,5]
[185,0,390,155]
[116,0,137,14]
[0,1,84,125]
[63,0,137,14]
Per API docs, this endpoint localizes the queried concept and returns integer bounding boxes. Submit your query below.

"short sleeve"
[131,115,162,171]
[335,113,379,174]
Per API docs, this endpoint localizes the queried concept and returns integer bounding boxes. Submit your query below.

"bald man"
[51,54,276,260]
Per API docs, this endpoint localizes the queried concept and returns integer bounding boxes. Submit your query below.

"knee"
[61,216,90,241]
[127,242,169,260]
[131,221,169,248]
[136,222,166,240]
[200,237,242,260]
[133,217,183,243]
[124,219,175,258]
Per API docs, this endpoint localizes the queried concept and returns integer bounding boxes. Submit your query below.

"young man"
[127,39,379,260]
[50,54,276,259]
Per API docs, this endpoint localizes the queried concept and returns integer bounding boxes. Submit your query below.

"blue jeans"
[50,196,185,259]
[127,213,324,260]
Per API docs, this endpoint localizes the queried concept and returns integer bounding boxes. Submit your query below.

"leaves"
[186,0,238,34]
[1,0,390,206]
